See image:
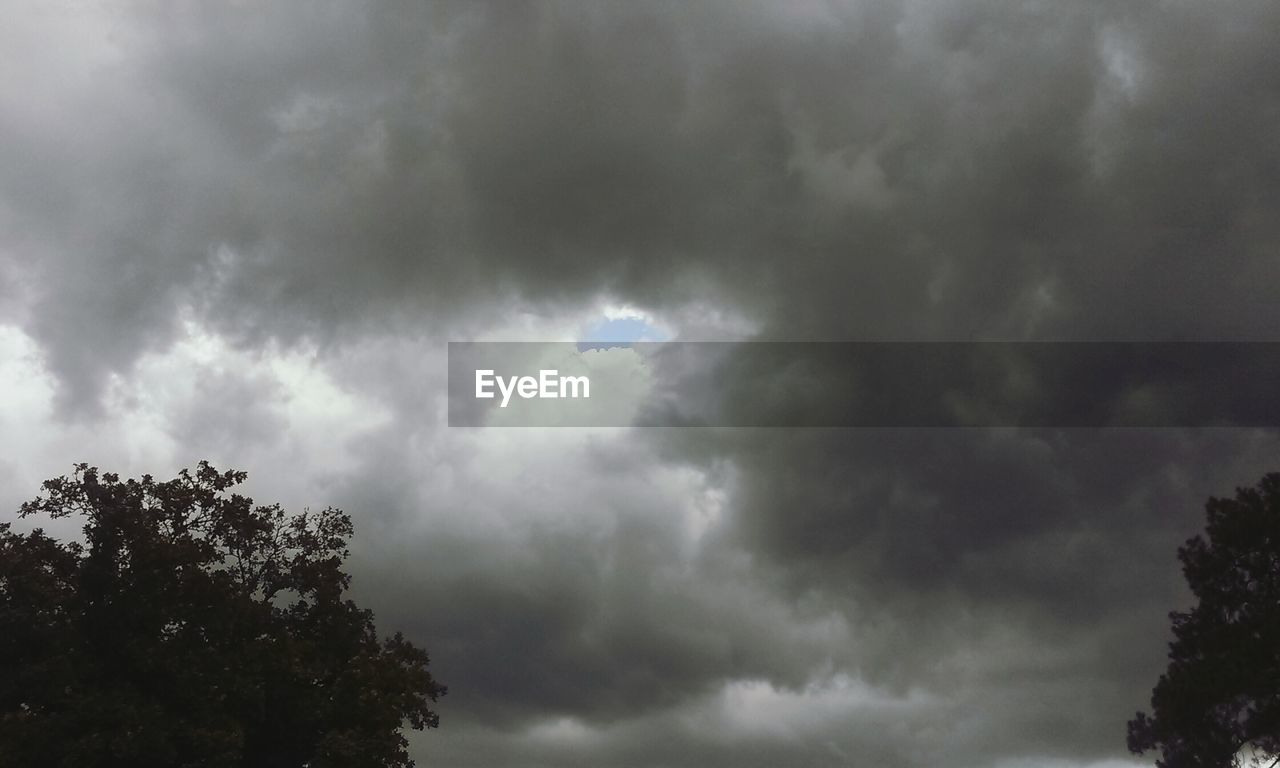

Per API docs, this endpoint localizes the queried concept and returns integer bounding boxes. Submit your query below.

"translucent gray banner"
[447,342,1280,427]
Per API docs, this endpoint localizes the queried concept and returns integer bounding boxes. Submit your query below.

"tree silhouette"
[1128,472,1280,768]
[0,462,444,768]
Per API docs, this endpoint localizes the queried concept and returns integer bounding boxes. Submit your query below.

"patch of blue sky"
[577,316,669,351]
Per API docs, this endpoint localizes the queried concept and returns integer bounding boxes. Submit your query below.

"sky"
[3,1,1280,766]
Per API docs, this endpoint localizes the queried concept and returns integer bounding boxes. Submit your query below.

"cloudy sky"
[3,1,1280,766]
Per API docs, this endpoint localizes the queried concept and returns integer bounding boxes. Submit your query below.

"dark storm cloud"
[5,1,1280,766]
[322,419,845,728]
[9,1,1280,398]
[642,424,1280,761]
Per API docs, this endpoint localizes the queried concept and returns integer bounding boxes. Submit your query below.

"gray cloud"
[9,1,1280,396]
[4,1,1280,766]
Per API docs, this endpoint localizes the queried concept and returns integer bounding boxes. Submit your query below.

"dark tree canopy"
[1128,472,1280,768]
[0,462,444,768]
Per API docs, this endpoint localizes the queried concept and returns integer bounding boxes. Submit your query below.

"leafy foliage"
[1128,472,1280,768]
[0,462,444,768]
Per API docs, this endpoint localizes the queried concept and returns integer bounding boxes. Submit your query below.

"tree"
[1128,472,1280,768]
[0,462,445,768]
